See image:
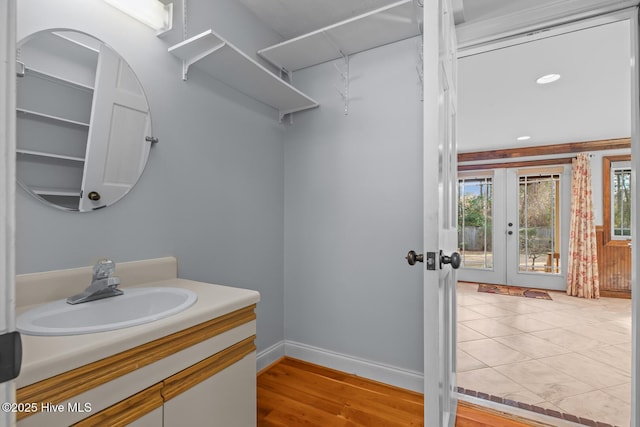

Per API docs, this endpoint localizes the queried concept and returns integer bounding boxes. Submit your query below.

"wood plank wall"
[597,154,632,298]
[595,226,632,298]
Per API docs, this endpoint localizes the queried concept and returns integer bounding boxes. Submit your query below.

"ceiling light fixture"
[536,74,561,85]
[103,0,173,33]
[517,136,531,141]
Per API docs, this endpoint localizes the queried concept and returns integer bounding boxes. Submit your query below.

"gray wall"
[16,0,285,353]
[283,38,425,372]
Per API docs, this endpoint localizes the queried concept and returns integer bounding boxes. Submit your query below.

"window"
[603,155,632,243]
[517,172,561,273]
[611,163,632,238]
[458,174,493,269]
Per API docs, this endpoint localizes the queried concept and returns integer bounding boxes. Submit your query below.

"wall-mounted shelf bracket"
[16,60,25,78]
[279,67,294,125]
[179,41,226,81]
[279,67,291,84]
[278,108,295,124]
[333,52,350,115]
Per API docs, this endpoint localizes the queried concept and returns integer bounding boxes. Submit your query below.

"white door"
[505,166,570,290]
[79,44,151,212]
[422,0,459,425]
[458,166,569,290]
[0,1,17,427]
[457,170,506,284]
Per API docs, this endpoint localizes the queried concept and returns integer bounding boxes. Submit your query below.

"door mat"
[477,284,552,300]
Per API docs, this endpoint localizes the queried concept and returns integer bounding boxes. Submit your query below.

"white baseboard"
[257,340,285,373]
[284,340,424,393]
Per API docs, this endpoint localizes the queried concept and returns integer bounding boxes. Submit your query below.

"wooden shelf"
[257,0,420,72]
[168,29,319,119]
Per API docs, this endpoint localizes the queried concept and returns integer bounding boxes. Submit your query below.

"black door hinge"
[0,331,22,382]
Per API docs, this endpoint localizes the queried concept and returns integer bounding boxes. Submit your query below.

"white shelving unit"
[257,0,421,72]
[17,107,90,128]
[16,31,98,209]
[24,67,94,92]
[30,187,82,197]
[16,149,85,163]
[168,29,319,121]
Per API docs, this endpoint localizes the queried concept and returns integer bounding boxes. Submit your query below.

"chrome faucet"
[66,259,123,305]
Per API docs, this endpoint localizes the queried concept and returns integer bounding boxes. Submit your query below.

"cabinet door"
[127,407,163,427]
[163,353,256,427]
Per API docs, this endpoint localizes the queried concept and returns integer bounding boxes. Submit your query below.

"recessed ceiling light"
[517,136,531,141]
[536,74,561,85]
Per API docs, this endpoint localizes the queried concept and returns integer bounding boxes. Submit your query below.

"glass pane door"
[457,170,506,285]
[458,176,493,269]
[518,174,561,274]
[506,167,569,289]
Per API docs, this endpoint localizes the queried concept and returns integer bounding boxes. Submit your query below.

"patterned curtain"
[567,153,600,298]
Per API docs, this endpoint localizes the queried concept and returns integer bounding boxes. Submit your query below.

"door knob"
[405,250,424,265]
[87,191,101,201]
[440,250,461,269]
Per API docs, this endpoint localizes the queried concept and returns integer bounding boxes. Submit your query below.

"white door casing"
[80,44,151,212]
[0,0,17,426]
[458,9,638,425]
[629,8,639,427]
[423,0,458,425]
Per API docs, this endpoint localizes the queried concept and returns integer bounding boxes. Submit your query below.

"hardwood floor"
[257,357,539,427]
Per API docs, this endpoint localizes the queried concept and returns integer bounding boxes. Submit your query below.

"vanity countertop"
[15,259,260,388]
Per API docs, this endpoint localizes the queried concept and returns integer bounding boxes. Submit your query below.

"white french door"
[421,0,458,425]
[457,170,506,285]
[0,1,17,427]
[459,166,569,290]
[505,166,570,289]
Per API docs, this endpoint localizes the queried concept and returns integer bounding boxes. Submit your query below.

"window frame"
[603,154,632,245]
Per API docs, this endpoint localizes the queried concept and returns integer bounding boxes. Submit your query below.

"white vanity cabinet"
[128,408,163,427]
[17,304,257,427]
[15,259,260,427]
[163,351,256,427]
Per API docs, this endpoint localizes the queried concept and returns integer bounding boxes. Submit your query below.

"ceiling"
[237,0,633,151]
[235,0,565,40]
[458,20,631,152]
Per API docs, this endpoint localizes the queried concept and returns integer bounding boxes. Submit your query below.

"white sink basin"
[17,287,197,336]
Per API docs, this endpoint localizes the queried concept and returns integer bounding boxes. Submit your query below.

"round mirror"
[16,30,154,212]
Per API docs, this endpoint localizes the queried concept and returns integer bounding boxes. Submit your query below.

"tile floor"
[457,282,632,427]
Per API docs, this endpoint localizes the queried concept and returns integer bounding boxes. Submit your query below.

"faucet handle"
[93,258,116,280]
